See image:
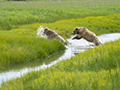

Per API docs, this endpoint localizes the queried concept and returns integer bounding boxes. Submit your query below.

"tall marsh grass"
[1,40,120,90]
[0,0,120,89]
[0,29,65,69]
[0,0,120,30]
[18,13,120,39]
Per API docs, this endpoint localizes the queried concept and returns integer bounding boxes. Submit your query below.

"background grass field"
[0,0,120,30]
[0,0,120,89]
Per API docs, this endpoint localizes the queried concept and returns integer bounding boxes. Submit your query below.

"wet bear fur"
[43,28,67,45]
[72,27,101,45]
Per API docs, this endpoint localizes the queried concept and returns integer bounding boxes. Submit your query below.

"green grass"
[0,0,120,89]
[1,40,120,90]
[18,13,120,39]
[0,0,120,30]
[0,13,120,70]
[0,29,65,70]
[45,13,120,38]
[0,49,65,72]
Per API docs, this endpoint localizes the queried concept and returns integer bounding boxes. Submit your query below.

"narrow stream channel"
[0,33,120,86]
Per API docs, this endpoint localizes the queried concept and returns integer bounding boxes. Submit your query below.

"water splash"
[37,26,57,38]
[37,26,45,37]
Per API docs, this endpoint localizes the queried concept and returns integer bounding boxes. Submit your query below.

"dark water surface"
[0,33,120,86]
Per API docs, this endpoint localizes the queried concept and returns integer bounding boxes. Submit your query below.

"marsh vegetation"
[0,0,120,89]
[0,0,120,30]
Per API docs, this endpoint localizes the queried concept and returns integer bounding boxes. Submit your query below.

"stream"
[0,33,120,86]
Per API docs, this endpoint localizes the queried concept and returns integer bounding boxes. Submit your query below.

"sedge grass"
[0,30,66,70]
[1,39,120,90]
[18,13,120,39]
[0,0,120,30]
[56,40,120,72]
[0,0,120,88]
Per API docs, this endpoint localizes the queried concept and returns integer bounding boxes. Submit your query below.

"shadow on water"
[0,33,120,86]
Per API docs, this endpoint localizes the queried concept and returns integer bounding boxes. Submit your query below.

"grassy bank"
[0,0,120,30]
[1,39,120,90]
[0,30,65,70]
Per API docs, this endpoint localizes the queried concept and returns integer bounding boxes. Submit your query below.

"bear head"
[42,28,50,36]
[72,27,86,35]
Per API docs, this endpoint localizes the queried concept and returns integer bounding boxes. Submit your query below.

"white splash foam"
[37,26,45,37]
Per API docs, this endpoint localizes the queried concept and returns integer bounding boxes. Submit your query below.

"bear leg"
[72,36,82,40]
[93,38,101,46]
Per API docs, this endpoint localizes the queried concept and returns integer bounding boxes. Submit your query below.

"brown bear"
[42,28,67,45]
[72,27,101,45]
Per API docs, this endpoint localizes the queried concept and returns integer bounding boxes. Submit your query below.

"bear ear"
[75,27,78,30]
[44,28,48,31]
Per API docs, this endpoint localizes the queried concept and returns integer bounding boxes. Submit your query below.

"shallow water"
[0,33,120,86]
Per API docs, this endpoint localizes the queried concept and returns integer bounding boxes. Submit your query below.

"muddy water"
[0,33,120,86]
